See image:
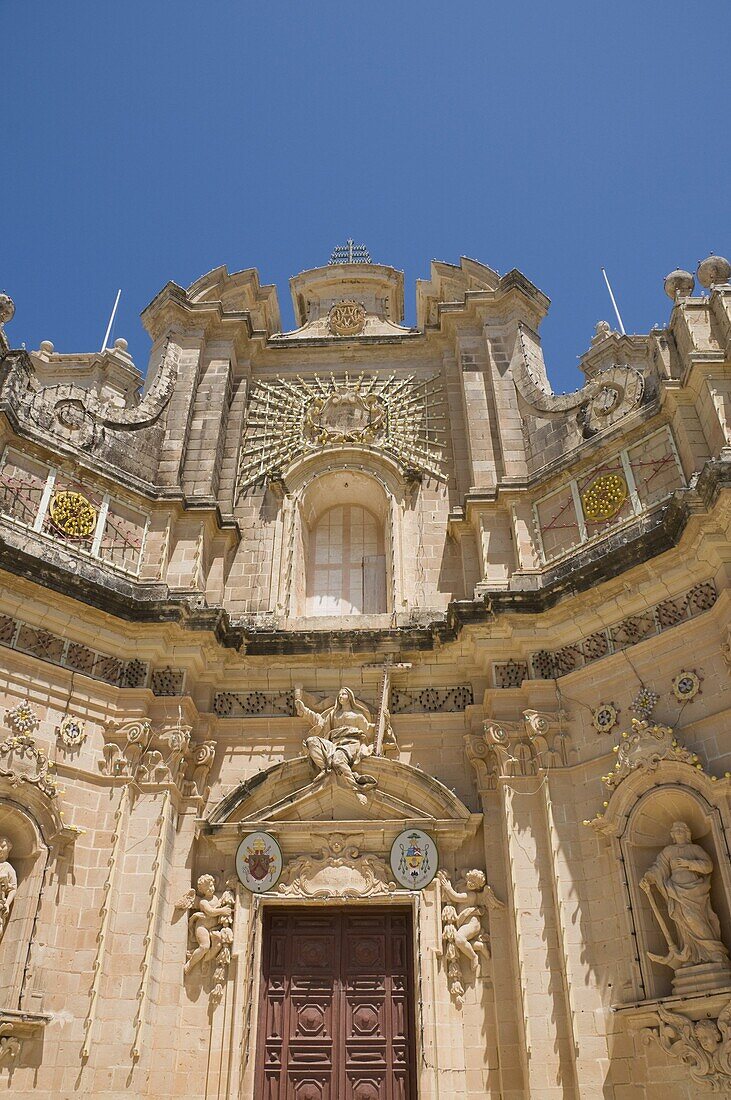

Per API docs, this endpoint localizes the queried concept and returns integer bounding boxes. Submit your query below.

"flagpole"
[100,289,122,352]
[601,268,626,335]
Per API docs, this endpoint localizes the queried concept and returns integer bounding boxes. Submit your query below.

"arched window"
[307,503,386,616]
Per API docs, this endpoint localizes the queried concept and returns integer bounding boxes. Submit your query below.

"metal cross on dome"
[329,239,372,264]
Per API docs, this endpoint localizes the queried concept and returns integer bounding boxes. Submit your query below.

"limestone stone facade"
[0,247,730,1097]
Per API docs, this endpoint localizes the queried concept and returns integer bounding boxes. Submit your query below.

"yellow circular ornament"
[49,490,97,539]
[328,300,366,336]
[581,472,628,523]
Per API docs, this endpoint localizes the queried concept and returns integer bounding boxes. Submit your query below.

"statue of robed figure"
[295,687,395,805]
[639,821,730,970]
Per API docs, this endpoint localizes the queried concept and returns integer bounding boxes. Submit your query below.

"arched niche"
[0,799,48,1011]
[280,451,409,620]
[599,761,731,1002]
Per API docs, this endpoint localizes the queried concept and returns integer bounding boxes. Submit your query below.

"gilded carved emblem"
[327,300,366,336]
[49,490,97,539]
[304,390,386,447]
[581,471,627,522]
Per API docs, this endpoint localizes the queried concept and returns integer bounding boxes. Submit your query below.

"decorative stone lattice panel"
[213,691,296,718]
[493,660,529,689]
[390,686,473,713]
[237,372,446,494]
[150,667,186,697]
[0,612,148,689]
[519,581,718,685]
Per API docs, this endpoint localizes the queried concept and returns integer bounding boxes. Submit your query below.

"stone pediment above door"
[201,756,481,856]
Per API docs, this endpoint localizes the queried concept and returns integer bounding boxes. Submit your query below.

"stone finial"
[592,320,613,342]
[0,294,14,326]
[663,269,695,300]
[697,254,731,289]
[113,337,128,351]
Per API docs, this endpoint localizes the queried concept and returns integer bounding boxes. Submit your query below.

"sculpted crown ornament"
[602,718,696,792]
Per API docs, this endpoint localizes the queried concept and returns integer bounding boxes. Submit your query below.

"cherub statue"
[295,687,391,804]
[438,869,504,1005]
[175,873,235,978]
[0,837,17,945]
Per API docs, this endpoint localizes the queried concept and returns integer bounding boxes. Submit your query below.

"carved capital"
[466,709,573,785]
[100,719,215,800]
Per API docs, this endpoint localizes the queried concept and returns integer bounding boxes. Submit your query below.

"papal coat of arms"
[235,831,282,893]
[390,828,438,890]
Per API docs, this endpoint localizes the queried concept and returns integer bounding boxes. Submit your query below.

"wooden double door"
[255,908,417,1100]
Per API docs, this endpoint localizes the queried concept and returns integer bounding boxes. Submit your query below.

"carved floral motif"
[0,734,57,799]
[6,702,39,736]
[56,714,86,749]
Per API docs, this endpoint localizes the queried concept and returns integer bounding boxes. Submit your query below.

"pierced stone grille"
[150,667,186,696]
[493,660,529,689]
[390,686,473,713]
[519,580,719,685]
[0,612,148,688]
[213,691,296,718]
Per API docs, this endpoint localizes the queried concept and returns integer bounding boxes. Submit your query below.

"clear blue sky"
[5,2,728,391]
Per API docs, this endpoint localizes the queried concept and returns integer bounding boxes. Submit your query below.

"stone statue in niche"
[0,837,17,945]
[295,687,393,805]
[438,869,504,1006]
[640,821,731,990]
[175,874,235,983]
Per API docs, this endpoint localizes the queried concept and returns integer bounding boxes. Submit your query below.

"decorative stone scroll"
[642,1000,731,1093]
[466,709,573,787]
[277,834,397,899]
[99,718,215,800]
[437,869,504,1007]
[237,371,446,493]
[0,732,58,800]
[602,719,697,794]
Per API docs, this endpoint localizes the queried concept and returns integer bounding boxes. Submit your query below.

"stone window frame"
[532,424,686,566]
[0,445,150,578]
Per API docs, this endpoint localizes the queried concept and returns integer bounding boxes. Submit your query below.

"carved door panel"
[256,909,416,1100]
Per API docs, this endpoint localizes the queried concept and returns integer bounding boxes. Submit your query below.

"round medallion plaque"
[49,490,97,539]
[236,831,283,893]
[390,829,438,891]
[581,472,627,523]
[328,300,366,336]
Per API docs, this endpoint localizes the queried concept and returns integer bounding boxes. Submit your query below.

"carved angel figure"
[0,837,17,945]
[175,874,234,978]
[643,1000,731,1091]
[295,687,386,804]
[639,821,729,970]
[438,869,504,1005]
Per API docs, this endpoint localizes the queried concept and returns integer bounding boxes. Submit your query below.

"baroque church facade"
[0,245,730,1099]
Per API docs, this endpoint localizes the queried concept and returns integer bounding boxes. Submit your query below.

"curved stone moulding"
[514,321,645,431]
[2,336,180,434]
